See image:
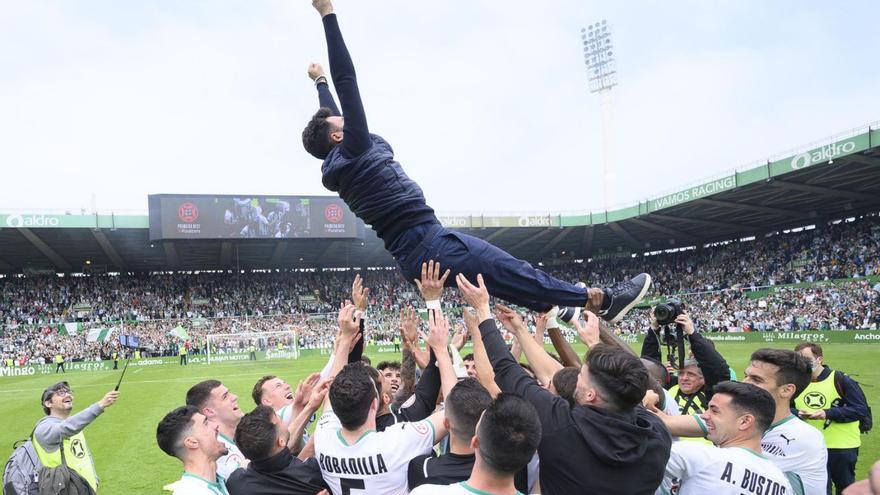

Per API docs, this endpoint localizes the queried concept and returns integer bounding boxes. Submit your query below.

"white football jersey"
[314,410,436,495]
[761,415,827,495]
[664,442,793,495]
[216,433,247,481]
[411,481,523,495]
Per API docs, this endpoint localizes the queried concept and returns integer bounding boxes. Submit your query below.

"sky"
[1,1,878,216]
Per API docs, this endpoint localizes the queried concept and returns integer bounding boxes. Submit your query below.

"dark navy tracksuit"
[316,14,587,312]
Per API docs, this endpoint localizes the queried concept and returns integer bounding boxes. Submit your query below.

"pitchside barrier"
[1,330,877,379]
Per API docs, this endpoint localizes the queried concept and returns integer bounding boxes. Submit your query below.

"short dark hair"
[330,363,378,430]
[360,355,372,367]
[586,344,649,411]
[302,108,337,159]
[477,393,541,475]
[365,366,384,402]
[377,361,401,372]
[186,380,221,410]
[640,358,669,387]
[235,405,279,461]
[794,342,823,358]
[551,367,580,407]
[252,375,276,406]
[445,379,492,442]
[713,381,776,433]
[750,348,812,397]
[41,381,70,415]
[156,405,199,459]
[462,353,474,362]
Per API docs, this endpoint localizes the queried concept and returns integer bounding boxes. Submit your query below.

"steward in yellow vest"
[35,382,120,492]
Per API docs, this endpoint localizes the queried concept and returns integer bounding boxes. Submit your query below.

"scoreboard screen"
[148,194,363,240]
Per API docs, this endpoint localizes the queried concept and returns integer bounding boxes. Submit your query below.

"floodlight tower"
[581,20,618,209]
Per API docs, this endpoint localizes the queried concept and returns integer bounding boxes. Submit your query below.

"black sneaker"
[599,273,652,324]
[558,282,586,323]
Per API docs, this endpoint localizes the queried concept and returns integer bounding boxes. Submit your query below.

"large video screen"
[148,194,363,240]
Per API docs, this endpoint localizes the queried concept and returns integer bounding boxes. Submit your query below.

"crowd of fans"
[1,216,878,367]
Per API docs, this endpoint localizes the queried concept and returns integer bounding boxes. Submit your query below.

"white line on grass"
[0,371,282,395]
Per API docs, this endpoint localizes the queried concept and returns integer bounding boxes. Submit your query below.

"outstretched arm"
[313,1,371,158]
[308,62,340,116]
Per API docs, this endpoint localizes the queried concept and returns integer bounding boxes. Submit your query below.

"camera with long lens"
[653,299,686,370]
[653,299,684,326]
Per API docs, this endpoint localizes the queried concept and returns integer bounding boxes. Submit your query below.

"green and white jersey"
[694,414,824,495]
[216,433,247,480]
[410,481,523,495]
[169,472,229,495]
[314,410,435,495]
[664,442,792,495]
[277,404,293,426]
[760,416,827,495]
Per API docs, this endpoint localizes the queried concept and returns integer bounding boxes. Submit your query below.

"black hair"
[156,405,199,459]
[234,405,279,462]
[360,355,372,367]
[330,363,378,430]
[186,379,221,410]
[477,393,542,475]
[252,375,276,406]
[302,108,338,159]
[586,343,650,412]
[750,348,812,397]
[377,361,401,372]
[551,367,580,407]
[713,381,776,433]
[41,381,70,415]
[445,379,492,442]
[640,357,669,387]
[462,353,475,362]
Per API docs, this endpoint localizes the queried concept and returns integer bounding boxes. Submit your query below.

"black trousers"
[827,447,858,495]
[55,363,65,373]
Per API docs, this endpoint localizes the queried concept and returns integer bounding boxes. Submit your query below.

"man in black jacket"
[641,310,730,415]
[456,273,671,495]
[226,405,329,495]
[302,0,650,324]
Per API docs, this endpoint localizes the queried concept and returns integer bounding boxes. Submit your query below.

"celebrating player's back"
[314,362,447,495]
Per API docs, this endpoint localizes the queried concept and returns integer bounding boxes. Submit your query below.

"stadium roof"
[2,124,880,274]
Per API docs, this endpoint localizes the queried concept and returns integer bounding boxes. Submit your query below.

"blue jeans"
[391,223,588,312]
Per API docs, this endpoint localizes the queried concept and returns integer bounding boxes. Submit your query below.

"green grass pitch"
[1,342,877,493]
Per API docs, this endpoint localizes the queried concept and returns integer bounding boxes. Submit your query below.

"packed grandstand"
[2,212,878,367]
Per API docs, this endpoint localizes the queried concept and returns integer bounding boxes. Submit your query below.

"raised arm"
[496,304,562,387]
[424,309,458,402]
[308,62,341,116]
[313,1,371,157]
[464,308,502,397]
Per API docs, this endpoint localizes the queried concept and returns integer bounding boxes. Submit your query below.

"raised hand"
[399,307,420,345]
[308,62,326,81]
[337,302,361,344]
[425,310,450,352]
[293,373,322,411]
[455,273,490,318]
[674,312,695,335]
[311,0,333,17]
[495,304,526,334]
[98,390,119,409]
[414,260,450,301]
[451,324,469,351]
[575,311,601,348]
[306,379,332,412]
[351,274,370,312]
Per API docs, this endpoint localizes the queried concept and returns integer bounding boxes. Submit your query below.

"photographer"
[641,303,730,416]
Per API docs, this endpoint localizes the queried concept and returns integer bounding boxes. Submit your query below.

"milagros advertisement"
[148,194,363,240]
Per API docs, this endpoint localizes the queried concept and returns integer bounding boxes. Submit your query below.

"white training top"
[664,442,793,495]
[760,415,828,495]
[314,410,435,495]
[216,433,247,481]
[168,472,229,495]
[410,481,524,495]
[694,414,826,495]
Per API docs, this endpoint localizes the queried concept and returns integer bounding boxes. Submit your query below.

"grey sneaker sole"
[607,274,652,324]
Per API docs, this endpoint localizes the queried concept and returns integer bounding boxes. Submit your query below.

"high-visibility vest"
[32,429,99,492]
[794,372,861,449]
[669,384,712,444]
[55,355,64,364]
